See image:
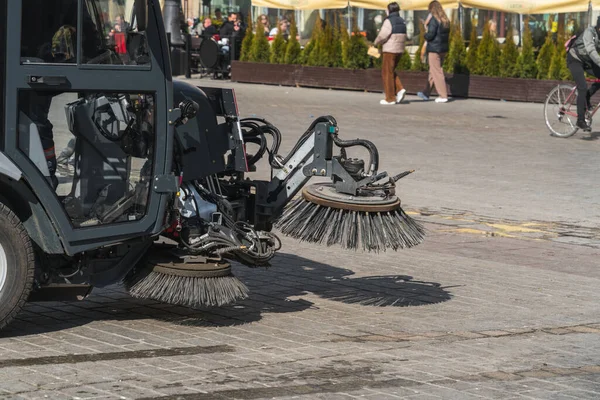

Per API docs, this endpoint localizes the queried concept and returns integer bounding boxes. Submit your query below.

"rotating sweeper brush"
[270,116,425,252]
[276,179,424,252]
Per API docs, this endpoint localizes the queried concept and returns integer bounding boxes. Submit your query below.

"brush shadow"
[1,253,452,337]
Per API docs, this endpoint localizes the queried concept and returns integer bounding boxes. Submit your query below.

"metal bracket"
[168,108,182,125]
[153,175,179,193]
[301,122,333,177]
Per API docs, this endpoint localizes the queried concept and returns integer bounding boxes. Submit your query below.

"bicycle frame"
[560,78,600,119]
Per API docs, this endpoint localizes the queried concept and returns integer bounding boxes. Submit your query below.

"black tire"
[0,201,35,330]
[544,84,579,138]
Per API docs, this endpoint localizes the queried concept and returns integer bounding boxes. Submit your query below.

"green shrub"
[300,40,313,64]
[249,21,270,63]
[330,16,343,68]
[465,19,479,73]
[516,19,537,79]
[476,21,501,76]
[500,26,519,77]
[284,16,302,64]
[536,33,555,80]
[372,54,383,69]
[344,23,370,69]
[269,29,286,64]
[317,24,334,66]
[339,16,351,68]
[305,14,324,66]
[548,35,572,81]
[444,23,467,74]
[239,16,254,62]
[411,22,428,72]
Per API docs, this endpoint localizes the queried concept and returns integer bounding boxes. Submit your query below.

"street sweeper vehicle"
[0,0,424,330]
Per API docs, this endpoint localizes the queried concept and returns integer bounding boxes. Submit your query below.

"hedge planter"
[231,61,571,103]
[231,61,382,92]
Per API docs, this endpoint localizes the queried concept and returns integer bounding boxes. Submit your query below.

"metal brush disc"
[302,183,401,212]
[146,247,232,278]
[149,261,232,278]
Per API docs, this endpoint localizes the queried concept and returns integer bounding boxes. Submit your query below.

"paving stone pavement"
[1,80,600,399]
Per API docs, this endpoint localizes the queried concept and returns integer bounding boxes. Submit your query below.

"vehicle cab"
[0,0,175,255]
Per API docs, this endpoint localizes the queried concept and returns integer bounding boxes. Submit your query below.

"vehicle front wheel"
[0,201,35,331]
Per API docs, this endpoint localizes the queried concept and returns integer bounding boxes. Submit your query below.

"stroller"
[190,35,231,79]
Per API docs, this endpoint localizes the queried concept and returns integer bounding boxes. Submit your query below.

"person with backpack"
[566,17,600,131]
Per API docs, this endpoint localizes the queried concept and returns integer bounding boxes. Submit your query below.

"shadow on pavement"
[2,253,452,337]
[580,131,600,141]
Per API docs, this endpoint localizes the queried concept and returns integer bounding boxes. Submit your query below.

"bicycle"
[544,78,600,138]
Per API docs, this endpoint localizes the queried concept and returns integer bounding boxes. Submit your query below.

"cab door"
[3,0,174,254]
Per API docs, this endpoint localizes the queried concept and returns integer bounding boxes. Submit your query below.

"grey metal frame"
[2,0,175,255]
[0,153,21,182]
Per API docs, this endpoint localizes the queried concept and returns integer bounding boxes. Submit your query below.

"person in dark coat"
[417,1,450,103]
[566,17,600,131]
[219,12,245,60]
[200,17,217,37]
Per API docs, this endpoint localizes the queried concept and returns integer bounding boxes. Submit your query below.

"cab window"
[21,0,150,67]
[21,0,79,64]
[84,0,151,66]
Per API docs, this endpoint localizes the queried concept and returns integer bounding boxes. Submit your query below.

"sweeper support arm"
[260,116,398,217]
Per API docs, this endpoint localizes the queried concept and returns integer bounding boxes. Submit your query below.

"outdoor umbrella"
[460,0,589,13]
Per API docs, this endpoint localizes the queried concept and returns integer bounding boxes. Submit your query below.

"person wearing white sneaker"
[373,2,408,105]
[418,1,450,103]
[396,88,407,103]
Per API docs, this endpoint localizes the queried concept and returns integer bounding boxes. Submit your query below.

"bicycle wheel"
[544,84,579,138]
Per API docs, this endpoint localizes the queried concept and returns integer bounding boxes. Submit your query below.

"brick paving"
[1,79,599,399]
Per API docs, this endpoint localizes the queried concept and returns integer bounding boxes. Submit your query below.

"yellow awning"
[251,0,590,13]
[461,0,589,14]
[252,0,349,9]
[349,0,458,10]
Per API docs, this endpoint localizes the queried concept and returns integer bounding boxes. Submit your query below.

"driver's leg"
[567,53,590,130]
[21,91,59,188]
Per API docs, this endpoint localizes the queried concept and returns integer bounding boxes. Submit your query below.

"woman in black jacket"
[417,1,450,103]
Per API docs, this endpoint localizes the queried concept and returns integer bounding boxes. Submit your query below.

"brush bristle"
[275,198,425,252]
[125,270,249,307]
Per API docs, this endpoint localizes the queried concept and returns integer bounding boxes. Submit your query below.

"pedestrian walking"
[374,2,407,105]
[417,0,450,103]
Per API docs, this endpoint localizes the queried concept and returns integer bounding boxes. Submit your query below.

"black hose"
[240,117,282,169]
[239,119,268,168]
[239,116,340,171]
[332,135,379,176]
[244,136,267,167]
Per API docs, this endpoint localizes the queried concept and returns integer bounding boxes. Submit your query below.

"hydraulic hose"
[240,117,282,169]
[243,135,267,167]
[332,135,379,176]
[239,116,339,171]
